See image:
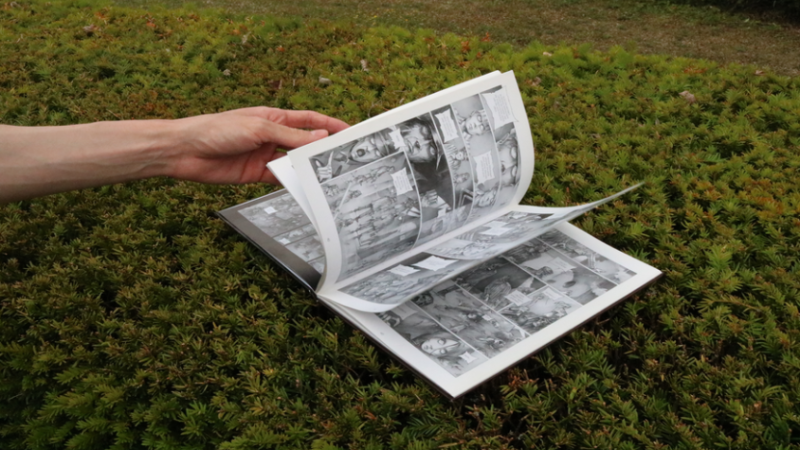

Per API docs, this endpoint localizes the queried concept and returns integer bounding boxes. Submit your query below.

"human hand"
[168,107,349,185]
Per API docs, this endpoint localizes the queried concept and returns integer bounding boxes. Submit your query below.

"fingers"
[256,119,330,150]
[280,110,350,134]
[228,107,349,134]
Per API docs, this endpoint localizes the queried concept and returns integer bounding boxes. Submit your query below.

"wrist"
[131,119,185,179]
[156,115,211,180]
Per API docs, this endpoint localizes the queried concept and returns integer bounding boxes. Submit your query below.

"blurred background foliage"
[117,0,800,77]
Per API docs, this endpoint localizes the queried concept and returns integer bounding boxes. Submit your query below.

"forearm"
[0,107,349,203]
[0,120,179,203]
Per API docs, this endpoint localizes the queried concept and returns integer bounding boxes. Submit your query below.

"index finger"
[280,110,350,134]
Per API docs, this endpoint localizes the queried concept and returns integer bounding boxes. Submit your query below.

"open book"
[218,71,661,398]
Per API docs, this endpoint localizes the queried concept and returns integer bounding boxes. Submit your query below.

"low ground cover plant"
[1,1,800,449]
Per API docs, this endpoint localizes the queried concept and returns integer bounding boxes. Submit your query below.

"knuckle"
[255,106,273,115]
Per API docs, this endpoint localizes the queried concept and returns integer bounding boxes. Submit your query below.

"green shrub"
[2,1,800,449]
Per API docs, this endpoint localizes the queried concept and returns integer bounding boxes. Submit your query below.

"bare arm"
[0,107,349,203]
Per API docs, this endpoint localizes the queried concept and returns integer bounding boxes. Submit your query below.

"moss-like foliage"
[2,1,800,449]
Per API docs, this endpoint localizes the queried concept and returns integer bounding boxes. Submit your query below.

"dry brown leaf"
[679,90,696,104]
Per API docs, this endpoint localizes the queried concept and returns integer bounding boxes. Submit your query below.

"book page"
[332,222,661,398]
[289,72,534,288]
[322,184,641,312]
[323,207,572,311]
[266,156,342,290]
[217,190,325,289]
[267,156,318,235]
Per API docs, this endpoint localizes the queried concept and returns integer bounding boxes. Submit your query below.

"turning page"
[288,71,534,288]
[321,185,640,312]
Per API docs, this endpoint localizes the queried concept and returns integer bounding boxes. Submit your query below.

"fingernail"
[311,129,328,139]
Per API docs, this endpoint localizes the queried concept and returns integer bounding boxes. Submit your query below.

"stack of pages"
[219,71,661,398]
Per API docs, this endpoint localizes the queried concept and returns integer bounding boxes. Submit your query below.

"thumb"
[259,120,330,150]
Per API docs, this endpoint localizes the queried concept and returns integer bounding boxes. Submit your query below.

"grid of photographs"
[449,93,499,222]
[319,151,422,281]
[342,252,463,306]
[375,228,638,377]
[427,210,556,260]
[448,86,524,223]
[307,87,527,284]
[339,211,559,308]
[238,195,326,273]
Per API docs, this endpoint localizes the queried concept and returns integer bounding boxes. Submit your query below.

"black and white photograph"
[377,302,488,377]
[492,123,523,209]
[412,282,527,357]
[238,194,312,238]
[499,287,582,334]
[432,105,475,194]
[504,241,617,304]
[309,129,402,183]
[478,86,516,131]
[538,230,637,283]
[285,235,325,263]
[341,252,463,306]
[450,94,494,151]
[502,239,552,267]
[464,86,519,218]
[464,180,500,222]
[458,211,554,245]
[396,114,458,243]
[273,223,318,246]
[449,93,502,222]
[410,106,476,244]
[452,257,547,310]
[319,152,413,214]
[426,211,554,261]
[319,152,423,281]
[415,204,473,248]
[426,239,500,261]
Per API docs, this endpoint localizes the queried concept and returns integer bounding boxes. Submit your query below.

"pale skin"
[0,107,350,203]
